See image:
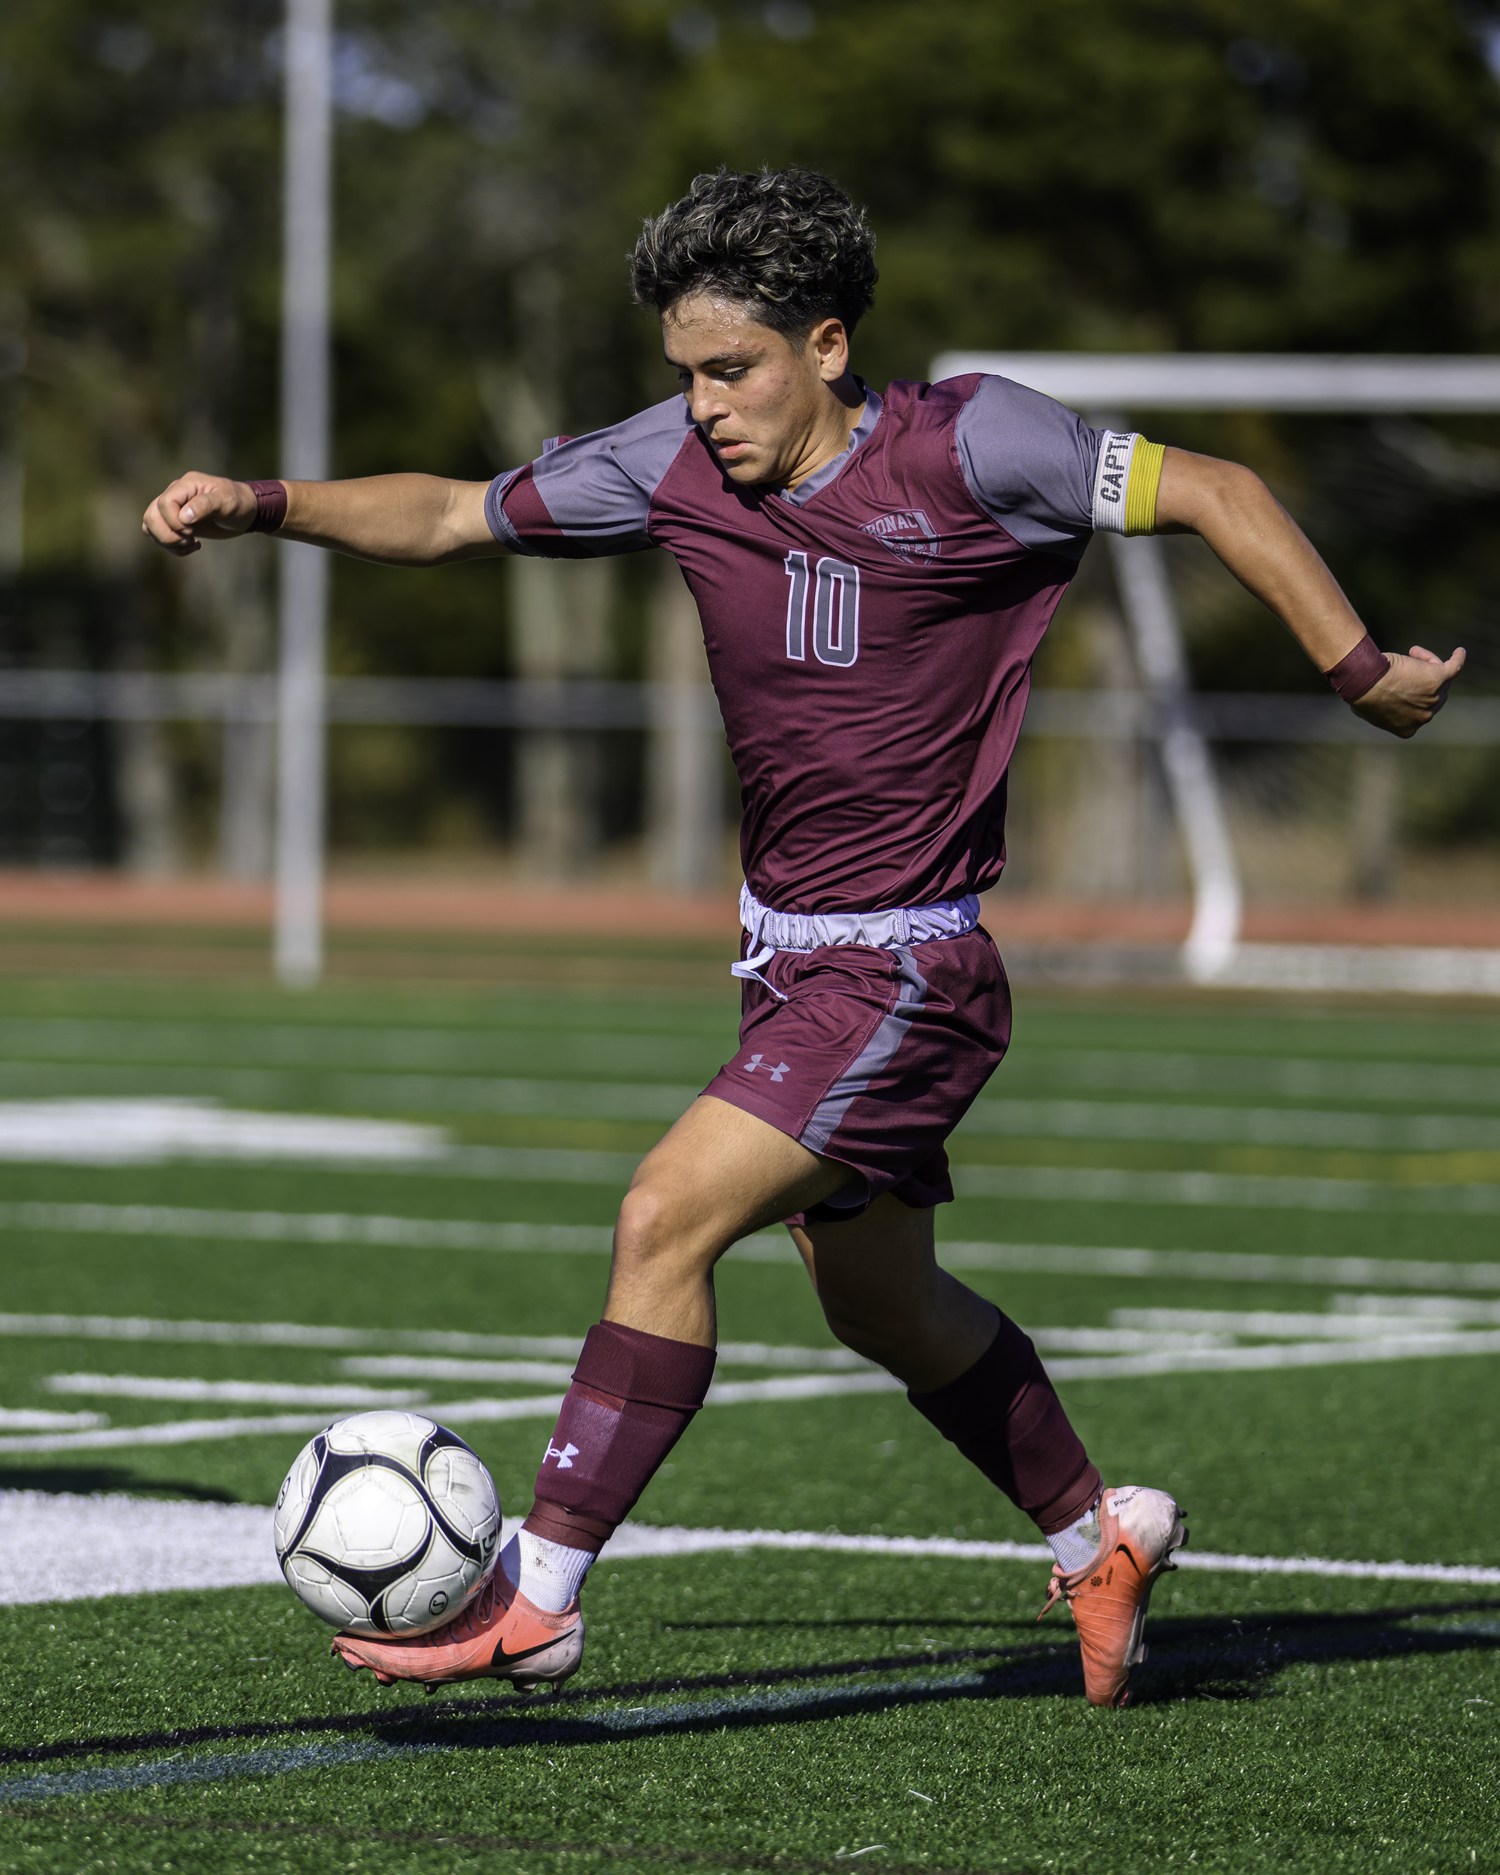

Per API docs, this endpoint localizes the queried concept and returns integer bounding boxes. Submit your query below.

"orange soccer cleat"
[1038,1484,1186,1707]
[331,1565,584,1693]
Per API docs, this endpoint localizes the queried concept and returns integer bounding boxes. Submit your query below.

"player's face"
[662,295,852,489]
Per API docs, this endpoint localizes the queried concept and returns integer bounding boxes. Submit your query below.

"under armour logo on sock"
[745,1053,790,1082]
[544,1441,580,1469]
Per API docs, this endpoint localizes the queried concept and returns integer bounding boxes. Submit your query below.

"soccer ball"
[274,1412,502,1635]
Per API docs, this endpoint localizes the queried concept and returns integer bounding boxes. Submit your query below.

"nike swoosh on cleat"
[491,1627,576,1668]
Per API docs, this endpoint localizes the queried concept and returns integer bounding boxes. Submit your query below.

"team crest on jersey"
[860,509,941,561]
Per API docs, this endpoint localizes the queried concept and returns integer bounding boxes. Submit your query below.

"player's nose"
[688,378,729,421]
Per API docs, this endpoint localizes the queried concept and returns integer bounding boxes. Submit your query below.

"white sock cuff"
[516,1529,595,1614]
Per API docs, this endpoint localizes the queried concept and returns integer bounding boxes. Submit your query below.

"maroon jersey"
[485,375,1148,914]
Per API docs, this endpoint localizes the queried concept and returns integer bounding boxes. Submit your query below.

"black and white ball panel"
[274,1411,501,1635]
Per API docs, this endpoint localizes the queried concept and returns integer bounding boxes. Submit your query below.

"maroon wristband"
[246,479,287,535]
[1324,634,1389,704]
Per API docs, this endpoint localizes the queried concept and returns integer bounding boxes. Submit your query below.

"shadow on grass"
[0,1468,239,1502]
[5,1597,1498,1772]
[661,1617,1041,1634]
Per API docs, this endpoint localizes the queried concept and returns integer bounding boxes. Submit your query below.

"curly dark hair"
[630,167,878,338]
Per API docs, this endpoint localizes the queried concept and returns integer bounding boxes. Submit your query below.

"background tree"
[2,0,1498,874]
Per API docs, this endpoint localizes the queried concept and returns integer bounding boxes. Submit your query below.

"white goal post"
[930,351,1500,983]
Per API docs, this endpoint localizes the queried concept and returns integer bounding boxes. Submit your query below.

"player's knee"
[612,1180,705,1279]
[819,1295,900,1367]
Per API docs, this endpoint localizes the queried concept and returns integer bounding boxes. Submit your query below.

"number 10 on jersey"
[784,552,860,668]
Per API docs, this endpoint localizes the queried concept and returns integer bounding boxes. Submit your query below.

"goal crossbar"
[928,351,1500,982]
[930,352,1500,412]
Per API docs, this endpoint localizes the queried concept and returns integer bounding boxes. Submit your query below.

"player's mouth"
[712,437,752,460]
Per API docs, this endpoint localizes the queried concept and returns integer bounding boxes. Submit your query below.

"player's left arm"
[1152,447,1464,739]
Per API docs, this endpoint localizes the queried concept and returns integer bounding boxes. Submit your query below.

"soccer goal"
[931,350,1500,990]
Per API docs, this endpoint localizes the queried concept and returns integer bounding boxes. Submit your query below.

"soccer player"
[144,168,1463,1707]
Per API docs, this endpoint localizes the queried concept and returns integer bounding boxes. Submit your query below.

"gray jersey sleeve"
[954,375,1144,559]
[484,396,695,557]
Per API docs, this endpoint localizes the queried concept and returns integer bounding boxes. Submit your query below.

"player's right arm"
[1154,448,1463,740]
[141,473,507,566]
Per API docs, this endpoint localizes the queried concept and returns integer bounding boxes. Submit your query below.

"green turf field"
[1,971,1498,1873]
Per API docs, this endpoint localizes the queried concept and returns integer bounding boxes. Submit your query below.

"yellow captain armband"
[1090,432,1166,536]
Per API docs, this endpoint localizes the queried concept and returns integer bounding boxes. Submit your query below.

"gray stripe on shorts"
[798,949,929,1157]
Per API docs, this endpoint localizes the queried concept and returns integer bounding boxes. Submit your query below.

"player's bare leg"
[332,1097,848,1691]
[787,1192,996,1390]
[793,1200,1185,1707]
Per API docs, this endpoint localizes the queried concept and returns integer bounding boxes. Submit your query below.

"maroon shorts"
[702,927,1011,1222]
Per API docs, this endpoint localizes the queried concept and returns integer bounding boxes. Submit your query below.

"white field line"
[1332,1292,1500,1324]
[8,1073,1500,1148]
[0,1397,572,1455]
[0,1065,701,1122]
[0,1305,1492,1365]
[0,1374,909,1454]
[1044,1329,1500,1382]
[959,1098,1500,1153]
[0,1202,617,1255]
[340,1357,580,1385]
[2,1492,1496,1608]
[0,1309,875,1372]
[0,1100,447,1166]
[950,1164,1500,1214]
[1013,1049,1500,1107]
[9,1201,1500,1295]
[606,1523,1500,1588]
[0,1312,595,1356]
[3,1101,1500,1211]
[1220,941,1500,997]
[4,1019,1499,1107]
[0,1409,106,1431]
[41,1375,433,1408]
[9,1328,1500,1457]
[935,1242,1500,1291]
[0,1016,720,1075]
[1111,1307,1438,1339]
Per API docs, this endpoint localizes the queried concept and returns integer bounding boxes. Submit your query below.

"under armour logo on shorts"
[745,1053,790,1082]
[545,1441,580,1469]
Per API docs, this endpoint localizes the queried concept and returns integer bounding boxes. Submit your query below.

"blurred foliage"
[2,0,1500,855]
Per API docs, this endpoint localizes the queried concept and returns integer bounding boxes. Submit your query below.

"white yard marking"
[935,1241,1500,1291]
[1011,1049,1500,1108]
[0,1398,573,1455]
[705,1374,903,1405]
[7,1079,1500,1146]
[0,1016,721,1075]
[42,1375,431,1408]
[6,1318,1499,1456]
[0,1201,616,1255]
[1110,1307,1441,1339]
[1331,1292,1500,1323]
[3,1019,1497,1107]
[340,1357,580,1385]
[6,1203,1500,1293]
[2,1493,1495,1608]
[0,1100,446,1166]
[0,1373,912,1454]
[1043,1329,1500,1382]
[0,1099,1496,1211]
[0,1491,284,1602]
[0,1409,106,1431]
[951,1164,1500,1214]
[959,1098,1500,1153]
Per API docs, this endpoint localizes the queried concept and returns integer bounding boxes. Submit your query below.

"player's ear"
[809,316,849,381]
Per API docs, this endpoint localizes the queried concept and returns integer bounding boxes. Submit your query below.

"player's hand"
[141,473,260,557]
[1352,644,1465,739]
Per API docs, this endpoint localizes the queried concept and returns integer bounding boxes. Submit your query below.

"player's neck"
[782,370,866,492]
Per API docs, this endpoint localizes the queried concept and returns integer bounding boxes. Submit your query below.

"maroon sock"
[523,1322,717,1553]
[908,1315,1101,1535]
